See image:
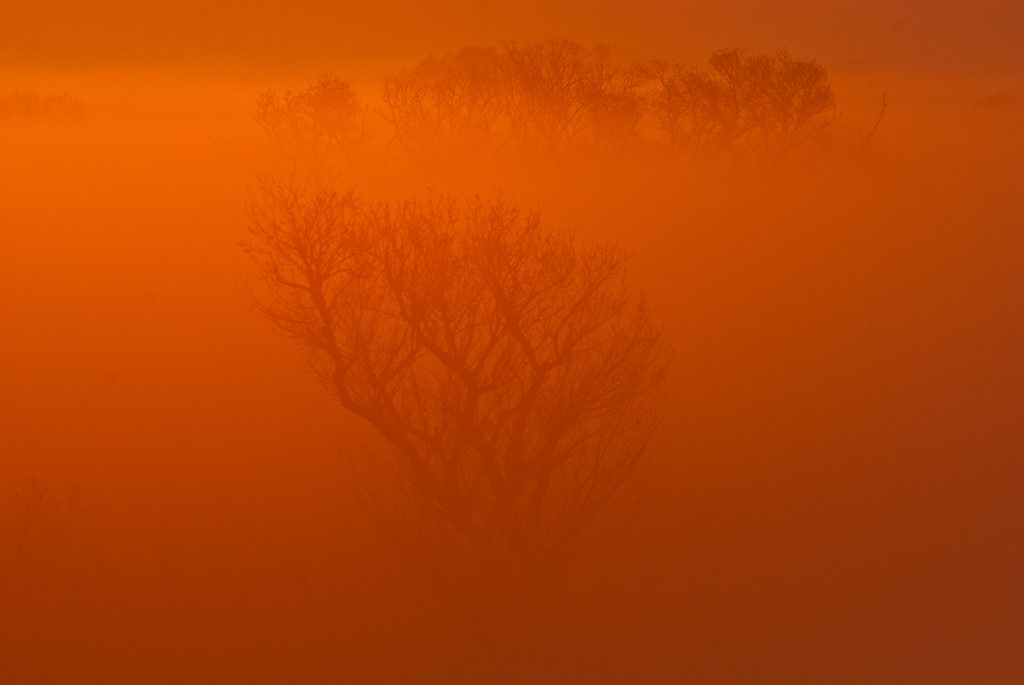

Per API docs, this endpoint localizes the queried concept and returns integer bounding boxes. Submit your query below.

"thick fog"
[2,3,1022,683]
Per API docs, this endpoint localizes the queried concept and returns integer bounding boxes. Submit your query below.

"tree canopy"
[245,179,668,601]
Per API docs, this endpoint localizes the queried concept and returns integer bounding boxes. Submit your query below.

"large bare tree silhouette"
[244,179,668,609]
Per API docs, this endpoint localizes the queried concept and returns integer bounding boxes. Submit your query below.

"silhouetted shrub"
[977,92,1016,108]
[0,91,86,121]
[0,478,101,633]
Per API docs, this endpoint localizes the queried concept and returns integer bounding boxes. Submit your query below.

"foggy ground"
[2,42,1023,685]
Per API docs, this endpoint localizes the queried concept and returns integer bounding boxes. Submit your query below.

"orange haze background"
[2,1,1023,683]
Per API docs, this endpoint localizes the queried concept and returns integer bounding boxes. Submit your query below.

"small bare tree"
[650,61,722,158]
[380,46,506,166]
[499,38,597,155]
[580,45,650,155]
[256,74,365,170]
[757,51,839,161]
[0,91,86,122]
[244,178,668,607]
[650,48,838,164]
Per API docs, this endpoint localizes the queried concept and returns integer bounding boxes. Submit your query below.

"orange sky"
[4,0,1023,72]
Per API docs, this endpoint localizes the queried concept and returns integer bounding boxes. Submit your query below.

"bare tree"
[499,38,597,155]
[380,46,506,166]
[757,50,839,161]
[378,39,650,166]
[256,74,365,170]
[573,44,650,155]
[650,48,838,165]
[244,178,668,606]
[0,91,86,122]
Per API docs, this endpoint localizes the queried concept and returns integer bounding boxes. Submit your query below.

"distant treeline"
[0,90,86,121]
[258,39,843,170]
